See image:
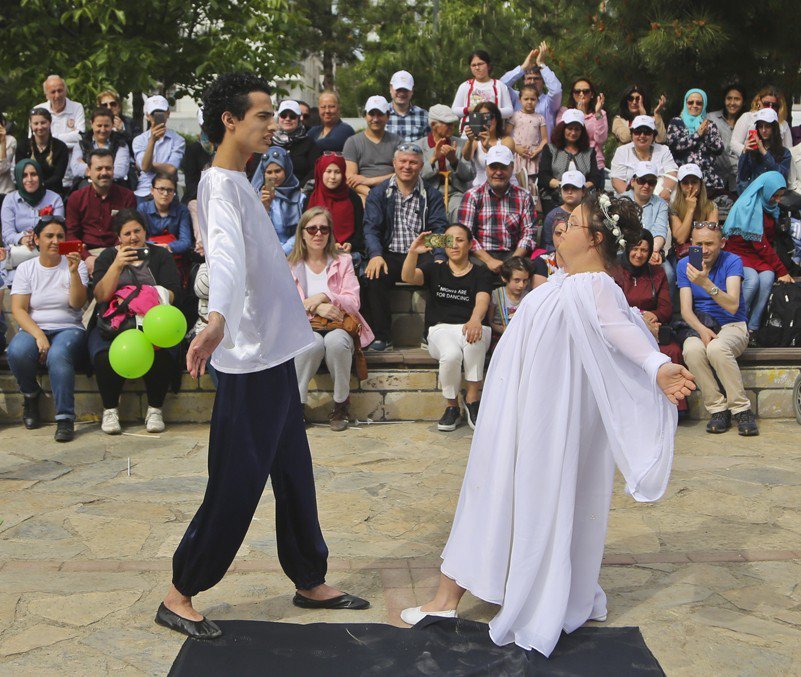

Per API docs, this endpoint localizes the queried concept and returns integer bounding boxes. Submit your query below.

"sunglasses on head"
[761,100,779,110]
[304,225,330,235]
[38,215,66,226]
[693,221,720,230]
[573,88,591,95]
[396,142,424,154]
[635,176,657,186]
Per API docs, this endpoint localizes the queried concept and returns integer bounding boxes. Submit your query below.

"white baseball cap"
[277,100,302,117]
[633,160,658,179]
[562,109,586,127]
[485,145,514,167]
[677,163,703,182]
[364,95,390,114]
[754,107,779,125]
[390,70,415,91]
[144,95,169,115]
[631,115,656,131]
[561,170,586,188]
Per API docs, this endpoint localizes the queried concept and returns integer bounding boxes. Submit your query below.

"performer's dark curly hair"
[580,193,643,268]
[201,72,273,145]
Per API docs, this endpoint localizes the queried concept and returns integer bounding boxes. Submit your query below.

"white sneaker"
[145,407,165,433]
[101,408,121,435]
[400,606,457,626]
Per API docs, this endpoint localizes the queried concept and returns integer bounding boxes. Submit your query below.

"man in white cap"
[458,144,537,274]
[386,70,429,142]
[343,95,401,201]
[625,160,673,282]
[610,114,677,200]
[132,94,186,203]
[38,74,86,189]
[415,104,476,220]
[541,169,586,252]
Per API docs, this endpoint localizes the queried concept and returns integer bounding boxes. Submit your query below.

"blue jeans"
[742,267,775,331]
[7,328,88,420]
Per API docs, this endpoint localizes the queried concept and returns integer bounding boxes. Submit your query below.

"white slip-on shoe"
[589,612,607,622]
[101,408,122,435]
[400,606,457,626]
[145,407,165,433]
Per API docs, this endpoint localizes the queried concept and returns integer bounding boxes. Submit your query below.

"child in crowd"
[488,256,532,349]
[541,169,586,252]
[508,85,547,191]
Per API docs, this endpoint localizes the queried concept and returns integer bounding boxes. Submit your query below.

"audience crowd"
[2,56,801,440]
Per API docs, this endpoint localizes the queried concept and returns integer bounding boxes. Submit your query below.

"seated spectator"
[70,107,131,188]
[463,101,516,189]
[624,161,673,287]
[181,110,214,256]
[97,89,142,148]
[308,90,355,152]
[612,85,667,144]
[541,169,586,252]
[344,96,401,201]
[386,70,429,142]
[402,224,492,432]
[16,108,69,196]
[501,42,561,135]
[289,207,374,431]
[708,83,747,195]
[416,104,476,220]
[532,214,567,287]
[270,100,321,184]
[736,108,790,194]
[556,77,608,169]
[678,222,756,435]
[306,154,364,263]
[8,216,88,442]
[730,85,794,156]
[488,256,531,348]
[538,109,603,214]
[610,115,678,200]
[132,95,186,203]
[140,171,192,257]
[670,164,719,261]
[458,145,537,274]
[189,262,217,388]
[613,229,687,414]
[297,101,316,128]
[89,209,182,435]
[723,171,794,335]
[0,112,17,207]
[37,75,85,191]
[2,159,65,280]
[252,147,305,255]
[363,143,447,351]
[452,50,514,132]
[508,85,547,189]
[65,149,137,275]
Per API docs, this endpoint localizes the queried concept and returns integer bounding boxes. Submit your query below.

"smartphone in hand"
[688,245,703,270]
[57,240,83,255]
[423,233,453,249]
[151,111,167,126]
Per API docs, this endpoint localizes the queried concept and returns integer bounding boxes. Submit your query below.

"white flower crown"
[598,194,627,251]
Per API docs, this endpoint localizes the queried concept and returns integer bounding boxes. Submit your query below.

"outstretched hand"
[187,314,225,378]
[657,363,696,405]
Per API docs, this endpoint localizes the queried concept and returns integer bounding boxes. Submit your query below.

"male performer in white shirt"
[156,72,369,640]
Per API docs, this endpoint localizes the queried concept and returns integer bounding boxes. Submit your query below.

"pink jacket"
[290,254,375,348]
[556,107,609,169]
[103,284,161,329]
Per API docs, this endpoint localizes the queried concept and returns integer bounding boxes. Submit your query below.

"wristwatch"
[709,285,720,296]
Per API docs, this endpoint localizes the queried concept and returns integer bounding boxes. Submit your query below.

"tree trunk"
[132,90,144,131]
[322,49,335,91]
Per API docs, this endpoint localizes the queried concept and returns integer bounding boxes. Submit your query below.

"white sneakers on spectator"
[101,408,121,435]
[400,606,458,625]
[145,407,165,433]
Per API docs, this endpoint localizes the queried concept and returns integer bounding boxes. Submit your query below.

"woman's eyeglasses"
[693,221,720,230]
[632,128,654,137]
[279,112,298,120]
[635,177,658,186]
[761,100,779,110]
[626,94,642,102]
[304,225,331,235]
[573,88,591,95]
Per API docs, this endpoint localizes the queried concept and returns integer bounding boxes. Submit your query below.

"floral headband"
[598,194,626,251]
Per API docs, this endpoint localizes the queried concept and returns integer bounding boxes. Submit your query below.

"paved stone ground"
[1,418,800,675]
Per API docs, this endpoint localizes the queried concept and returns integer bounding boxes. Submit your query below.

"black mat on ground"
[168,617,664,676]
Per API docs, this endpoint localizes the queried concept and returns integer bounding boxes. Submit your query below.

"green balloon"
[142,305,187,348]
[109,329,155,379]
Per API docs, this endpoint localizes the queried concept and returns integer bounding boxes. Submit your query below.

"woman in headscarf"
[306,154,364,265]
[723,171,794,335]
[666,89,725,196]
[252,147,306,255]
[1,159,65,282]
[270,100,321,185]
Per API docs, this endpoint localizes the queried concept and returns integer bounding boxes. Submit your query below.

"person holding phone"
[736,108,791,194]
[730,85,794,157]
[463,101,516,188]
[7,215,88,442]
[132,95,186,203]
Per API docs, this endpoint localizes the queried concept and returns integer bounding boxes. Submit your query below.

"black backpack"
[756,282,801,347]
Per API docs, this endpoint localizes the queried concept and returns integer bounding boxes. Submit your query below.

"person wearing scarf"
[306,154,364,258]
[268,100,321,185]
[666,89,726,195]
[723,171,794,332]
[251,147,306,255]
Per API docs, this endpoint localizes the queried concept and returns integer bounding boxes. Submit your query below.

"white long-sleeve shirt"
[451,79,514,120]
[198,166,315,374]
[501,65,563,137]
[730,110,793,157]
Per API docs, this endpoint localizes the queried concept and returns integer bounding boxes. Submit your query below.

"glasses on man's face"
[635,177,657,187]
[573,88,591,95]
[304,225,330,235]
[153,186,175,195]
[396,143,424,155]
[761,100,779,110]
[693,221,720,231]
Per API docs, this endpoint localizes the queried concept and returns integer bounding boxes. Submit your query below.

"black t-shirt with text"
[419,261,493,327]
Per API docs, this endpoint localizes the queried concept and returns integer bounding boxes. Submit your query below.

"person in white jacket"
[730,86,793,157]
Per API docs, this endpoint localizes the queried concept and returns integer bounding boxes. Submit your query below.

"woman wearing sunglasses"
[612,84,667,144]
[555,77,608,169]
[669,164,718,261]
[289,207,373,431]
[270,100,321,185]
[730,86,793,157]
[610,115,678,201]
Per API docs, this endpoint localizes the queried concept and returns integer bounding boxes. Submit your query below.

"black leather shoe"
[22,390,41,430]
[734,409,759,436]
[293,592,370,610]
[55,419,75,443]
[706,410,731,434]
[155,602,222,639]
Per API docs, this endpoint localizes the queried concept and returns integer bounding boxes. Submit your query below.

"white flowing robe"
[440,270,676,657]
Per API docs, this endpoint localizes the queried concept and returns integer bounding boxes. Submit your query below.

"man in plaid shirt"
[458,145,537,274]
[386,71,430,142]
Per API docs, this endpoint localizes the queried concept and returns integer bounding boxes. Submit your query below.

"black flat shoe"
[292,592,370,610]
[155,602,222,639]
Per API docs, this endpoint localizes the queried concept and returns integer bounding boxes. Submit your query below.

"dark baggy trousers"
[171,360,329,597]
